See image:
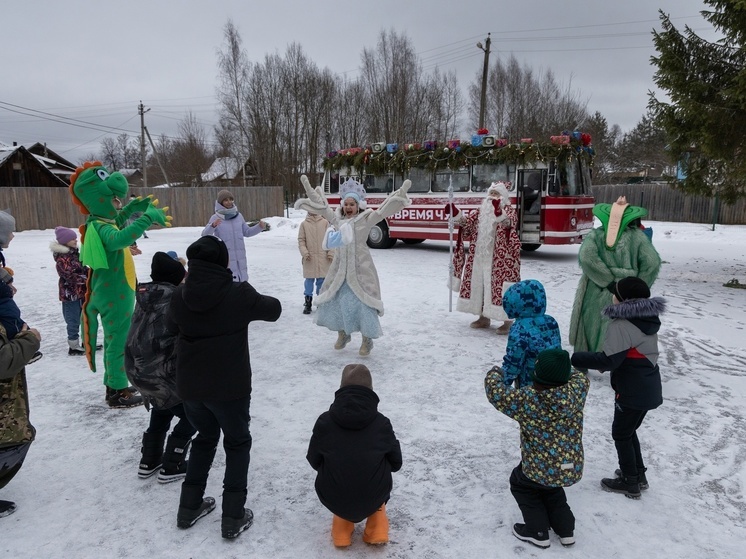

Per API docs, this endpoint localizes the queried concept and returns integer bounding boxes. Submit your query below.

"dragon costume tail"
[81,272,99,372]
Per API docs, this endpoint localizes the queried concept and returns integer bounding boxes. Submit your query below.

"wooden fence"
[592,184,746,225]
[0,186,286,232]
[2,183,744,230]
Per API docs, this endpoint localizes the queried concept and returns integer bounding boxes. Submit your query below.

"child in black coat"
[572,276,666,499]
[307,364,402,548]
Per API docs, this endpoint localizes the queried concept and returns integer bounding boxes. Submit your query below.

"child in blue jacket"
[501,280,562,387]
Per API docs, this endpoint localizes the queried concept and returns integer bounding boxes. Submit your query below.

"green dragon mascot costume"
[569,196,661,353]
[69,161,172,408]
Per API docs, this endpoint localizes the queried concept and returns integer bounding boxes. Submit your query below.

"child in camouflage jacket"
[485,348,588,549]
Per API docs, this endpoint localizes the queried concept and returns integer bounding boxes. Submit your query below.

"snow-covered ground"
[2,211,745,558]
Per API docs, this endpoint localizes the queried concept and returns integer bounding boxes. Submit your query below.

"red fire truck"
[321,134,595,250]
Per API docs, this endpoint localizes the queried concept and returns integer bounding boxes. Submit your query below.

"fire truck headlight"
[570,217,577,227]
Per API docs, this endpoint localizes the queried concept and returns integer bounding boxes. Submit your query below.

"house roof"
[202,157,243,182]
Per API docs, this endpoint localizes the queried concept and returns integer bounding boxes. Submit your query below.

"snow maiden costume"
[569,197,661,353]
[69,161,171,408]
[294,175,411,356]
[448,181,521,332]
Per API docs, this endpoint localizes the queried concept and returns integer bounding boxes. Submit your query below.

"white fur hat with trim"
[486,181,511,206]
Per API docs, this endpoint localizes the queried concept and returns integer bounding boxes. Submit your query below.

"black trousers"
[183,396,252,494]
[509,464,574,536]
[611,403,648,477]
[147,403,197,440]
[0,442,31,490]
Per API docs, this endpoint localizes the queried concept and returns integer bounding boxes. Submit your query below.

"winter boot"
[221,490,254,539]
[107,387,143,409]
[615,467,648,490]
[177,485,216,529]
[303,295,312,315]
[334,331,351,350]
[68,339,85,355]
[359,336,373,357]
[601,473,641,499]
[495,320,513,335]
[512,523,550,548]
[158,435,192,484]
[27,351,43,365]
[0,500,17,518]
[362,504,389,545]
[469,315,491,328]
[138,431,167,479]
[331,515,355,547]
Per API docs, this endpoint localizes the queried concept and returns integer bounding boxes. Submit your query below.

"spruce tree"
[649,2,746,202]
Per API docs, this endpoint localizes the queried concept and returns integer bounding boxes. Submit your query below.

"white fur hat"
[487,181,510,205]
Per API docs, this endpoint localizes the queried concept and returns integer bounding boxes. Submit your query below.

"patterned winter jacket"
[50,242,87,302]
[501,280,562,387]
[485,366,588,487]
[124,282,181,410]
[0,323,40,448]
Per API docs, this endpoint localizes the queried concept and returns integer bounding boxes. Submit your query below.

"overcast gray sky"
[1,0,717,164]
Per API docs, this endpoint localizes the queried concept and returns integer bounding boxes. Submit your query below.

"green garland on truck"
[323,133,595,175]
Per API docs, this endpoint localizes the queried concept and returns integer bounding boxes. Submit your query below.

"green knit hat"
[531,348,572,387]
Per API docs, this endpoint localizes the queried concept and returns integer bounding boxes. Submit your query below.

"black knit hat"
[186,236,229,268]
[531,348,572,387]
[613,276,650,301]
[150,251,186,285]
[340,363,373,390]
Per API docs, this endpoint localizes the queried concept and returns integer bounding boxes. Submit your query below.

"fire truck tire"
[367,221,397,249]
[521,243,541,252]
[401,239,425,245]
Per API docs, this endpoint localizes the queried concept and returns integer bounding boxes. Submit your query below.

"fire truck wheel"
[401,239,425,245]
[367,221,397,249]
[521,243,541,252]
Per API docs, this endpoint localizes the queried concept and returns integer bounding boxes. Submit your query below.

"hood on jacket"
[603,296,665,335]
[502,279,547,319]
[329,385,380,430]
[135,281,177,314]
[178,259,233,312]
[532,371,586,422]
[49,241,73,255]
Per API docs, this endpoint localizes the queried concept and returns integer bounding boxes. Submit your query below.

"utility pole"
[138,101,151,188]
[477,33,491,130]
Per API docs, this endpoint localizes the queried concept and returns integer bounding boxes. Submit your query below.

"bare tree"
[216,19,252,185]
[468,54,589,140]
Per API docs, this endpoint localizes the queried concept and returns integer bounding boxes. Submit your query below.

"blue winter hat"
[166,250,178,260]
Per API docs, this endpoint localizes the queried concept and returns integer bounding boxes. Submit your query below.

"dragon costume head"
[592,196,648,250]
[69,161,129,222]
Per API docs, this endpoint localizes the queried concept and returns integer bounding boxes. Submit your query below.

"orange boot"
[362,504,389,545]
[331,515,355,547]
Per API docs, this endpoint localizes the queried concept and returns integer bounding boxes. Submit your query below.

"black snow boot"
[158,435,192,484]
[0,500,17,518]
[221,490,254,539]
[303,295,312,315]
[601,473,641,499]
[615,467,648,490]
[138,431,167,479]
[177,485,216,529]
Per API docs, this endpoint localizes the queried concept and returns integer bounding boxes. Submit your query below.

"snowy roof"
[201,157,243,182]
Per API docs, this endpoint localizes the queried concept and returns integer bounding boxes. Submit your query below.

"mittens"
[492,199,503,217]
[444,203,459,217]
